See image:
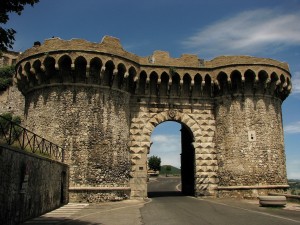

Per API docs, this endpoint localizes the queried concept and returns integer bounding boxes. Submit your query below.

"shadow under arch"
[136,110,201,198]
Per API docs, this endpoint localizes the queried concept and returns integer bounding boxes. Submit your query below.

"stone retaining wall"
[0,145,69,225]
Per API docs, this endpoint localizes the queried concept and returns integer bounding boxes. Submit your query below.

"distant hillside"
[288,179,300,183]
[288,179,300,195]
[160,165,181,175]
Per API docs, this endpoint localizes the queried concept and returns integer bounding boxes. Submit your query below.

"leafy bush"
[0,112,13,133]
[0,65,14,91]
[0,112,22,138]
[289,179,300,195]
[0,112,21,124]
[0,112,13,120]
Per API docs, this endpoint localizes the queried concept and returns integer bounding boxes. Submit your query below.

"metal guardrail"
[0,115,64,162]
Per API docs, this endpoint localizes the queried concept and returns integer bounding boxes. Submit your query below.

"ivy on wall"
[0,112,21,124]
[0,112,22,144]
[0,65,14,92]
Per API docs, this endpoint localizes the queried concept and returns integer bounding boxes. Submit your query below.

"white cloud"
[152,135,172,143]
[182,9,300,57]
[150,134,181,167]
[291,72,300,94]
[151,134,181,153]
[286,160,300,179]
[284,121,300,134]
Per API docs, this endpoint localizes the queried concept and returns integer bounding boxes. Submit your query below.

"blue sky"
[5,0,300,179]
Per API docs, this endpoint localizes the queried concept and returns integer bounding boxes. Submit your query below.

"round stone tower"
[15,36,138,201]
[212,56,291,197]
[15,36,292,201]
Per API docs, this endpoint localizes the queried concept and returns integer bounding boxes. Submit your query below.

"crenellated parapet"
[213,67,291,100]
[15,36,291,101]
[15,38,139,95]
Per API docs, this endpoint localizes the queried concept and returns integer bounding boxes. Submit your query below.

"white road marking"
[24,203,89,224]
[175,183,181,191]
[64,201,145,223]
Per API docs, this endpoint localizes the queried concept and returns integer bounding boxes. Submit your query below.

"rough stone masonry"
[14,36,292,202]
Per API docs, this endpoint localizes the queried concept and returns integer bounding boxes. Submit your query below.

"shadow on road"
[148,191,183,198]
[21,218,102,225]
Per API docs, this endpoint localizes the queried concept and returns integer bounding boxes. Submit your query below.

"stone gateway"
[15,36,292,202]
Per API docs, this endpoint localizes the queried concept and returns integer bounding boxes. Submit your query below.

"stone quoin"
[15,36,292,202]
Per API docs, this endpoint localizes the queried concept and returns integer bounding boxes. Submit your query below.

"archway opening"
[147,121,195,197]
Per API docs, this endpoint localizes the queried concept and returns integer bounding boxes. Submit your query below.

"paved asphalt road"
[141,177,300,225]
[147,176,182,197]
[22,177,300,225]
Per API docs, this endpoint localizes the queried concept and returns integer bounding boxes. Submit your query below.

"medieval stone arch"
[129,109,218,198]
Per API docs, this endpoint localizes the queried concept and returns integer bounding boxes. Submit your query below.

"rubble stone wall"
[0,146,68,225]
[215,96,287,188]
[0,85,25,117]
[24,85,131,202]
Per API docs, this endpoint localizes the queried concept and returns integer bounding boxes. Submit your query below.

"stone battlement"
[16,36,291,101]
[18,36,290,70]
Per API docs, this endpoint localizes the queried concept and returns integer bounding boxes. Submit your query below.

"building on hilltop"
[0,50,25,116]
[0,50,20,67]
[14,36,292,202]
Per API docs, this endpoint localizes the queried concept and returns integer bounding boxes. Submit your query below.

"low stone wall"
[269,192,300,203]
[217,186,289,199]
[0,145,69,225]
[69,187,130,202]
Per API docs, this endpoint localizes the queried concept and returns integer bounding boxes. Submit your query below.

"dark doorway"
[181,124,195,196]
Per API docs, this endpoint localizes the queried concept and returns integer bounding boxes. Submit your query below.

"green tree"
[165,165,171,177]
[148,155,161,172]
[0,65,14,91]
[0,0,40,51]
[0,112,13,133]
[0,112,22,140]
